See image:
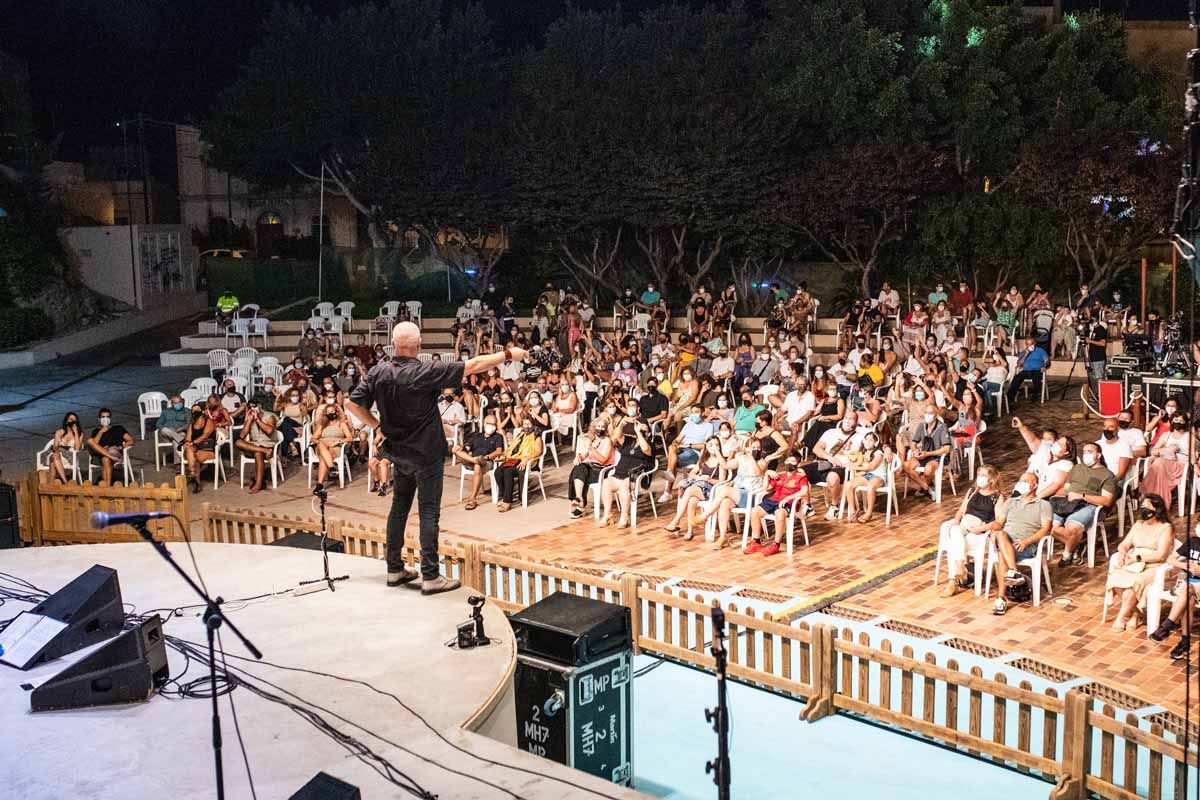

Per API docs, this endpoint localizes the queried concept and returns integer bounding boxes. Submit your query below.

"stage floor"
[0,543,646,800]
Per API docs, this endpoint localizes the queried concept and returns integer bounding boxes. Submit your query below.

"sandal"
[664,525,681,534]
[712,535,728,550]
[464,500,477,511]
[683,531,695,542]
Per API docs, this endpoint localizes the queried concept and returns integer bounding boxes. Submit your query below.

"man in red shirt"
[949,280,974,316]
[744,454,811,556]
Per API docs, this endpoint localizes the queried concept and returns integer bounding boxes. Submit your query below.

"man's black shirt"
[351,357,465,466]
[638,391,669,421]
[1087,323,1108,363]
[466,431,504,458]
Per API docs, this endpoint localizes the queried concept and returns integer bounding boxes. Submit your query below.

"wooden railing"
[24,470,189,545]
[34,503,1200,799]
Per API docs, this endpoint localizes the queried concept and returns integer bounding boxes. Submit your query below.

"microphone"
[90,511,173,529]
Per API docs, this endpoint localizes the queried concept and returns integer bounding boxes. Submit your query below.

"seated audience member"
[88,408,134,487]
[664,436,729,540]
[780,375,817,446]
[662,409,715,500]
[600,405,654,528]
[297,328,323,361]
[1139,411,1191,506]
[745,345,778,390]
[804,411,864,520]
[453,414,506,510]
[1115,409,1148,459]
[275,385,310,458]
[48,412,85,483]
[311,395,351,486]
[857,352,885,389]
[438,387,468,444]
[1050,442,1116,566]
[1149,526,1200,659]
[235,400,279,494]
[803,383,844,453]
[1097,417,1134,483]
[567,418,616,518]
[939,464,1003,597]
[978,354,1007,417]
[733,390,766,434]
[366,427,391,497]
[710,346,735,383]
[743,454,811,556]
[522,389,552,432]
[156,396,191,455]
[990,471,1053,615]
[551,383,580,436]
[494,418,545,512]
[842,431,890,523]
[751,408,790,471]
[183,403,217,493]
[695,437,765,549]
[1105,493,1174,632]
[901,404,951,499]
[1005,337,1049,408]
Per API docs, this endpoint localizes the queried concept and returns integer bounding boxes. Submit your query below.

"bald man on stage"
[347,321,526,594]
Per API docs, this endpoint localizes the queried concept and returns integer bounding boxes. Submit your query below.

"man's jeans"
[384,456,444,581]
[1088,360,1106,382]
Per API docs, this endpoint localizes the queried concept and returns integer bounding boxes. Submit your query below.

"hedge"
[0,305,54,349]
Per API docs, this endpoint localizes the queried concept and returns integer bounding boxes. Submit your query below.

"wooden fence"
[39,503,1200,799]
[22,470,189,545]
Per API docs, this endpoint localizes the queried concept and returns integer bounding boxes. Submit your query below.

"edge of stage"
[0,543,649,800]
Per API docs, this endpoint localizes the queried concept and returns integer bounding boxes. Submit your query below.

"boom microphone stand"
[705,607,731,800]
[131,519,262,800]
[298,483,350,593]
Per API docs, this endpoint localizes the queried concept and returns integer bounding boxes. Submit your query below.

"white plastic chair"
[406,301,423,327]
[229,374,250,397]
[224,318,250,348]
[626,312,650,334]
[190,377,218,397]
[239,431,285,490]
[306,431,352,488]
[334,301,355,332]
[759,493,811,555]
[313,302,335,320]
[35,440,83,483]
[932,519,990,596]
[1085,507,1110,569]
[591,465,616,520]
[459,461,499,504]
[416,352,431,363]
[326,316,346,348]
[153,426,179,471]
[233,346,258,364]
[490,449,547,508]
[181,388,206,408]
[178,433,225,489]
[248,317,269,348]
[902,452,956,503]
[1143,556,1196,640]
[629,458,660,527]
[227,363,254,386]
[306,315,327,333]
[842,453,901,525]
[236,303,261,319]
[137,391,169,440]
[984,535,1054,607]
[258,363,284,390]
[385,345,397,359]
[87,445,135,486]
[380,301,402,318]
[207,349,231,378]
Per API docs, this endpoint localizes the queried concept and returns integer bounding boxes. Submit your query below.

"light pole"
[317,162,325,303]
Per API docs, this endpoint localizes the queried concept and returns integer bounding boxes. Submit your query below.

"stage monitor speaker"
[267,532,345,553]
[30,614,168,712]
[0,481,19,549]
[289,772,361,800]
[0,564,125,669]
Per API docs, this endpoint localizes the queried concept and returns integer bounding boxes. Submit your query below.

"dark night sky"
[0,0,1186,159]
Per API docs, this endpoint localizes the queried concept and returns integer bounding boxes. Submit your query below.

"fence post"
[199,502,212,543]
[1050,689,1091,800]
[328,517,343,544]
[800,624,835,722]
[26,471,43,547]
[620,573,641,656]
[462,542,482,591]
[175,474,191,539]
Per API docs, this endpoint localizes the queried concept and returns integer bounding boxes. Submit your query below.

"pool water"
[631,655,1047,800]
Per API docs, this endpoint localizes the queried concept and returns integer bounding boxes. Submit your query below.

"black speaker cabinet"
[31,615,169,712]
[0,565,126,669]
[289,772,361,800]
[268,532,345,553]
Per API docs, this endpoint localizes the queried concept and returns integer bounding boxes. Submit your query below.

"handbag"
[1050,496,1085,517]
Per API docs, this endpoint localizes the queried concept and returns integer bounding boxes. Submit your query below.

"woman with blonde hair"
[939,464,1003,597]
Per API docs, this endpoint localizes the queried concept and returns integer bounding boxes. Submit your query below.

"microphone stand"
[705,607,731,800]
[298,483,349,593]
[131,519,262,800]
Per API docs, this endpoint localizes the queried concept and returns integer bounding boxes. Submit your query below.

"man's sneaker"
[387,567,420,587]
[421,575,461,596]
[1004,569,1026,587]
[800,504,815,519]
[1150,619,1179,642]
[743,540,763,555]
[992,597,1008,616]
[657,491,672,504]
[1170,637,1191,661]
[761,542,781,557]
[823,506,840,521]
[570,507,584,519]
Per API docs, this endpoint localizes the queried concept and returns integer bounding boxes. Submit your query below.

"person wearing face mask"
[1147,397,1184,442]
[780,377,816,447]
[664,436,729,540]
[297,327,323,361]
[235,401,279,494]
[877,281,900,318]
[745,454,811,556]
[567,419,616,518]
[550,382,580,437]
[276,386,309,458]
[85,408,134,487]
[1096,418,1134,482]
[937,465,1003,597]
[1148,523,1200,658]
[806,411,865,520]
[1005,337,1049,410]
[438,389,468,444]
[928,282,948,308]
[802,384,844,452]
[733,391,766,434]
[842,431,893,523]
[1138,413,1191,504]
[847,337,872,372]
[1104,493,1174,632]
[182,404,217,493]
[452,414,506,509]
[1048,442,1117,566]
[660,409,718,501]
[709,347,735,382]
[990,471,1053,615]
[311,395,351,486]
[901,404,951,500]
[520,389,551,434]
[1113,410,1148,458]
[901,302,929,346]
[746,347,778,391]
[155,396,191,455]
[493,419,546,512]
[599,406,653,529]
[49,412,85,483]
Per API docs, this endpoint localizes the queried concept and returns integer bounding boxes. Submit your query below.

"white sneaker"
[657,491,672,504]
[801,504,814,518]
[823,506,839,521]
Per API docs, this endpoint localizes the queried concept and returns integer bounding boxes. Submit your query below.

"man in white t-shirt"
[578,301,595,326]
[1115,409,1147,459]
[1097,418,1134,481]
[805,412,866,519]
[709,345,735,381]
[781,376,817,441]
[828,354,856,396]
[438,388,468,442]
[877,282,900,317]
[847,338,872,371]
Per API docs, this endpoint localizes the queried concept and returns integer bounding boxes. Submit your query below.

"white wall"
[62,226,138,306]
